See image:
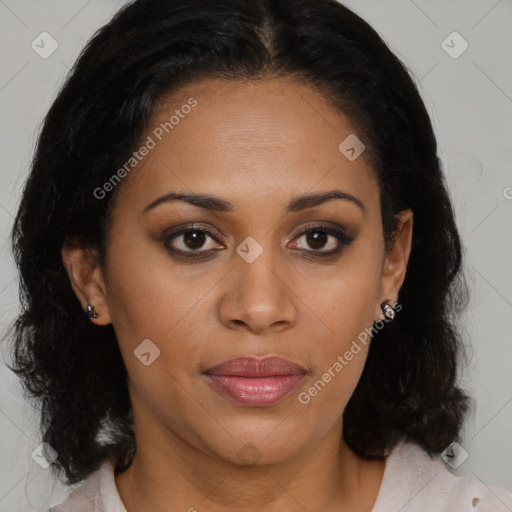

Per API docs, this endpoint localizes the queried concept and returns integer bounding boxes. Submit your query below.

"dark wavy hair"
[5,0,472,486]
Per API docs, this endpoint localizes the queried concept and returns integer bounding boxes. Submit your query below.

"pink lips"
[204,356,307,406]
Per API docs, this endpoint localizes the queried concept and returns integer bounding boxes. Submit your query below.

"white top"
[48,441,512,512]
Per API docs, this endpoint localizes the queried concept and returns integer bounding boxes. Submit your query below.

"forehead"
[112,77,379,217]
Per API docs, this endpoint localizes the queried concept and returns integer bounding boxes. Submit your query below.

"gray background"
[0,1,511,511]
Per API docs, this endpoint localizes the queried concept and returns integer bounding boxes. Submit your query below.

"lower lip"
[205,374,305,406]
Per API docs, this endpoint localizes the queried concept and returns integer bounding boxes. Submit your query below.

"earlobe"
[61,243,112,326]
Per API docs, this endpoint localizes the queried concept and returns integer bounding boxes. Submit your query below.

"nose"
[217,240,299,335]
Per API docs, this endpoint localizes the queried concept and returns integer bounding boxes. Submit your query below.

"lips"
[204,356,307,406]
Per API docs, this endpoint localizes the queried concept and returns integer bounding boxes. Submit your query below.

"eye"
[163,224,224,259]
[290,224,355,257]
[161,222,355,261]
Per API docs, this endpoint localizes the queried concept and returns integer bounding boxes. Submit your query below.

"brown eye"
[163,224,224,259]
[291,225,355,256]
[180,230,209,250]
[303,230,330,250]
[162,222,355,262]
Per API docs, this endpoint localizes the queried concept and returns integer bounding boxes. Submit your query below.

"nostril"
[471,496,480,508]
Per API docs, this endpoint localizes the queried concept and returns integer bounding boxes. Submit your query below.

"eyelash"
[162,223,355,261]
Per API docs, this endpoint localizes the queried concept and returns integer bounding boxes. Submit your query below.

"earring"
[85,304,100,319]
[380,299,395,320]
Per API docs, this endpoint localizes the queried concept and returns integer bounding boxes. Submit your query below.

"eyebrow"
[142,189,365,215]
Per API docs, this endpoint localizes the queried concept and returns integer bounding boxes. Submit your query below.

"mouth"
[203,356,307,407]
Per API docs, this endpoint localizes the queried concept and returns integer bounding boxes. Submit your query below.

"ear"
[61,242,112,326]
[375,209,413,321]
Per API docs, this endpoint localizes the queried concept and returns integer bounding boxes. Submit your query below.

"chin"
[198,421,309,467]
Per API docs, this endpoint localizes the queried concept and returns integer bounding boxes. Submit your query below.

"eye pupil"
[307,230,328,249]
[184,231,206,249]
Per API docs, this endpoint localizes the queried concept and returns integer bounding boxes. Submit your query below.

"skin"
[62,77,413,512]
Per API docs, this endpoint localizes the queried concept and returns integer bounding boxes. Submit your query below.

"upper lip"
[204,356,307,377]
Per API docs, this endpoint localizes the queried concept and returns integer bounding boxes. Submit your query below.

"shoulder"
[372,440,512,512]
[47,459,126,512]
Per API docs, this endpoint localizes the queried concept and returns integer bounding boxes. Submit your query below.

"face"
[63,77,412,466]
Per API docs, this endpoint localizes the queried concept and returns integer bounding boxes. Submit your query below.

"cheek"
[104,234,225,386]
[104,230,204,339]
[310,245,383,340]
[299,347,369,415]
[297,280,374,417]
[297,238,382,407]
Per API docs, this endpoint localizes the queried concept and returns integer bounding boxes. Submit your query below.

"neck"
[114,416,385,512]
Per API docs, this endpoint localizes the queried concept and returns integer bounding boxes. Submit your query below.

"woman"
[7,0,512,510]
